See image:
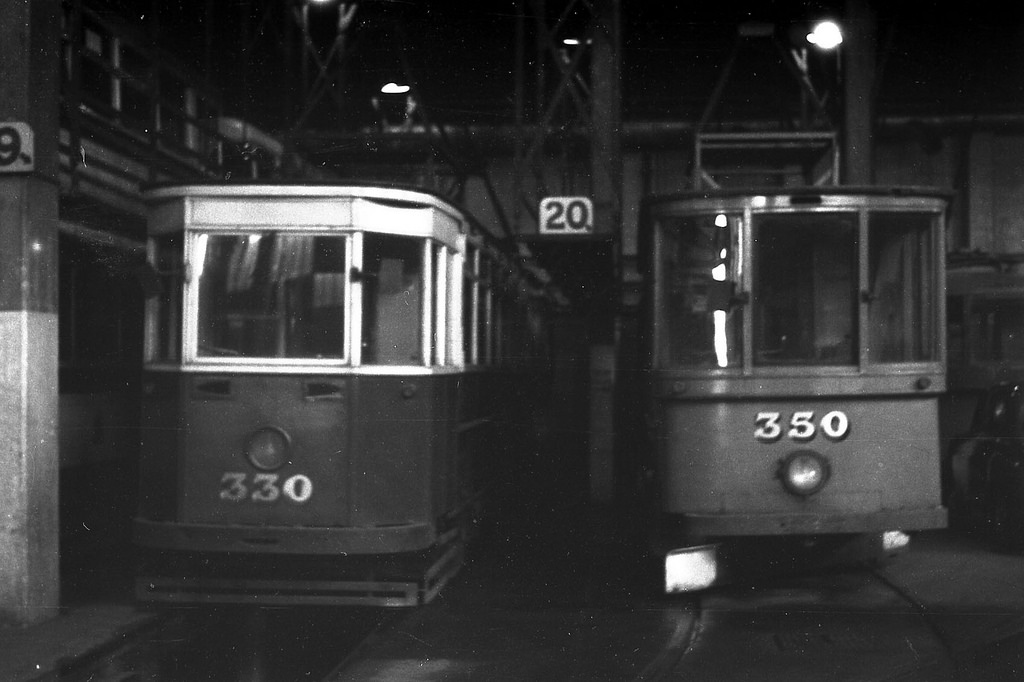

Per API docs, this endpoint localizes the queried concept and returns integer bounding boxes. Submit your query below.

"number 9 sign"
[539,196,594,234]
[0,122,34,173]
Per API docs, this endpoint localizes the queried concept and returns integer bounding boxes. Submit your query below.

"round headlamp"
[245,427,291,471]
[778,450,830,497]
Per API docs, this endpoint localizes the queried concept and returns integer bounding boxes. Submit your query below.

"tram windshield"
[653,204,941,371]
[752,213,857,366]
[194,232,348,359]
[866,212,938,362]
[657,213,742,368]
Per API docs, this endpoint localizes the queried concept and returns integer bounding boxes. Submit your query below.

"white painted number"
[283,474,314,503]
[754,412,783,442]
[219,472,247,502]
[820,410,851,440]
[788,411,816,441]
[251,473,281,502]
[754,410,850,442]
[218,472,314,504]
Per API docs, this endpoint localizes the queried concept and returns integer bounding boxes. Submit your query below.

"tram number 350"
[754,410,850,443]
[219,472,313,504]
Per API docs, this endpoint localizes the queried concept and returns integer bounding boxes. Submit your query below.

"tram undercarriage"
[136,525,467,607]
[661,529,917,594]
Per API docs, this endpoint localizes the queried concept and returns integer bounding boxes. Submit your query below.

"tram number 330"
[219,472,313,503]
[754,410,850,443]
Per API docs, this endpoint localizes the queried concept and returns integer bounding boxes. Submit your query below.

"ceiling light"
[807,21,843,50]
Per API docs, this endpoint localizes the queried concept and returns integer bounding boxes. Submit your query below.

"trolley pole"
[0,0,61,627]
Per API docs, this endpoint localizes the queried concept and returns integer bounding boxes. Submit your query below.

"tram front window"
[361,234,424,365]
[752,214,857,366]
[657,213,742,368]
[195,233,348,359]
[867,212,938,362]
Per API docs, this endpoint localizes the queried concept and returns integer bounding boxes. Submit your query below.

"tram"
[132,182,552,606]
[634,187,950,592]
[943,252,1024,548]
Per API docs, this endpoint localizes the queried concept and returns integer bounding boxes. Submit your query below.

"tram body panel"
[348,373,451,530]
[657,397,942,526]
[137,372,184,524]
[137,372,457,547]
[181,373,352,528]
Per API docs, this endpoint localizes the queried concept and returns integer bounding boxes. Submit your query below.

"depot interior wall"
[985,134,1024,253]
[874,130,1024,255]
[448,128,1024,267]
[459,148,682,260]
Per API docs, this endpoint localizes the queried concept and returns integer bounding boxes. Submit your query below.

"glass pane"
[657,213,742,368]
[195,233,347,359]
[479,257,494,364]
[464,248,477,364]
[153,233,183,362]
[969,297,1024,364]
[434,245,448,365]
[362,234,423,365]
[868,212,937,362]
[752,213,857,366]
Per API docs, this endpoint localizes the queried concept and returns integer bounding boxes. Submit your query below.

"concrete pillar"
[589,345,616,502]
[0,0,61,627]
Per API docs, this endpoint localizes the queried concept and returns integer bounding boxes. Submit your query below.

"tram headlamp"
[778,450,831,497]
[245,427,291,471]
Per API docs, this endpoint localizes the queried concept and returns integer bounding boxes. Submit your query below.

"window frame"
[182,227,354,368]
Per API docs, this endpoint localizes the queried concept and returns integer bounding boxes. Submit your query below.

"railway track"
[650,565,951,681]
[51,531,1024,681]
[56,605,403,682]
[642,533,1024,681]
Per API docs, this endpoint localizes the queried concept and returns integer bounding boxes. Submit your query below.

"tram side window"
[752,213,857,366]
[493,286,506,364]
[867,212,937,363]
[432,243,451,365]
[464,247,478,364]
[969,297,1024,364]
[195,233,348,359]
[657,214,742,369]
[149,233,183,363]
[479,255,494,364]
[448,247,465,365]
[362,234,423,365]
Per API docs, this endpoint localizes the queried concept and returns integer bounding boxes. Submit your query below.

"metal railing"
[58,0,290,216]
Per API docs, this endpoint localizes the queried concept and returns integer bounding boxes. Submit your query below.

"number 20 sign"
[539,196,593,234]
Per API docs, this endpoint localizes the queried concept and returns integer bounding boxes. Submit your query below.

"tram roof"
[141,179,512,248]
[143,180,464,213]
